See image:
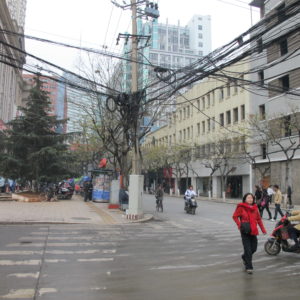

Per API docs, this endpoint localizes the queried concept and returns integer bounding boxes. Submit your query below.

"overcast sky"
[24,0,260,72]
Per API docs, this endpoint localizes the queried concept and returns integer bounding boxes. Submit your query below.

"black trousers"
[274,204,284,220]
[241,233,257,270]
[260,203,272,219]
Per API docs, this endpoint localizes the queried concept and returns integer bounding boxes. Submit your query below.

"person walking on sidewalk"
[260,188,272,220]
[271,185,284,221]
[232,193,267,274]
[83,180,93,202]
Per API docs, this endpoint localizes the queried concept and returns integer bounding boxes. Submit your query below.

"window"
[198,42,203,47]
[257,38,263,53]
[191,126,193,138]
[198,25,202,30]
[202,121,205,134]
[227,82,231,97]
[280,75,290,92]
[220,113,224,126]
[261,144,267,159]
[198,33,203,39]
[219,88,224,101]
[233,107,238,123]
[183,129,186,140]
[283,116,292,137]
[233,138,239,152]
[183,107,186,119]
[197,123,200,135]
[179,131,182,142]
[212,91,215,105]
[207,119,210,132]
[240,75,244,92]
[259,104,266,120]
[202,97,205,110]
[198,51,203,56]
[277,3,285,22]
[226,110,231,125]
[207,94,210,108]
[187,127,190,139]
[258,71,264,86]
[212,117,215,131]
[197,99,200,111]
[280,39,288,56]
[179,110,182,121]
[187,105,190,117]
[233,80,238,94]
[241,105,245,120]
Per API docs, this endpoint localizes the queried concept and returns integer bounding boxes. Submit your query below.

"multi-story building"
[0,0,27,124]
[122,15,212,91]
[22,74,67,133]
[64,73,100,133]
[144,61,251,198]
[249,0,300,203]
[121,15,212,129]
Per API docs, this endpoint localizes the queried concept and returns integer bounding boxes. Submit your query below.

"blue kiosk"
[91,169,115,203]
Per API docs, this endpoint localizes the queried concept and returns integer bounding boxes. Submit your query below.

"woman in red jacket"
[232,193,267,274]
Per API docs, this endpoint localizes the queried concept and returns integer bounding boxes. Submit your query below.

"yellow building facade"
[144,61,252,198]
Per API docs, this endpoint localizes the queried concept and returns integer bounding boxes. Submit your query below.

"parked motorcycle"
[264,213,300,255]
[56,184,74,200]
[184,195,197,215]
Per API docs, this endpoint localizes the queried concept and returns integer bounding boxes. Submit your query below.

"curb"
[129,214,154,223]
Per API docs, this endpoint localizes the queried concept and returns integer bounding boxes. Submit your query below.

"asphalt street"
[0,195,299,300]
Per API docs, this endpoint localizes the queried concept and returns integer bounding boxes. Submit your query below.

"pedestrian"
[254,185,262,214]
[287,186,293,208]
[267,185,274,203]
[232,193,267,274]
[271,185,284,221]
[260,188,272,220]
[83,180,93,202]
[155,184,164,212]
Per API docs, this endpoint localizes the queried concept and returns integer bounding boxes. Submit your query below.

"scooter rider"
[185,185,197,206]
[287,210,300,250]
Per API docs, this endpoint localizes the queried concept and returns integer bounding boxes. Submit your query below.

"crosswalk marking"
[0,260,41,266]
[7,272,39,279]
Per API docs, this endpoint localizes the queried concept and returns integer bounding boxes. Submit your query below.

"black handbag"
[240,222,251,234]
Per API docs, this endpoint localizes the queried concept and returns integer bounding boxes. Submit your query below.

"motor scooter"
[184,195,197,215]
[264,213,300,255]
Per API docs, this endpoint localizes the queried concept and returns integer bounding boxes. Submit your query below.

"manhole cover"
[71,217,91,220]
[20,241,32,244]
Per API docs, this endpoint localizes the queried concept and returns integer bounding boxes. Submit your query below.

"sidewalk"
[0,194,153,225]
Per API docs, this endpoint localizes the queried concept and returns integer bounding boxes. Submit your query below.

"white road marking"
[38,288,57,296]
[45,259,67,263]
[6,242,116,247]
[90,287,107,290]
[0,260,41,266]
[7,272,39,279]
[0,251,42,255]
[77,258,114,262]
[0,289,35,298]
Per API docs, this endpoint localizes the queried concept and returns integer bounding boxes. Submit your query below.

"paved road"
[0,195,299,299]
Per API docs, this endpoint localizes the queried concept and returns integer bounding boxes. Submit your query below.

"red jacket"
[232,203,266,235]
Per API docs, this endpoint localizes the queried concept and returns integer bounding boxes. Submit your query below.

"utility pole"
[111,0,159,220]
[127,0,144,220]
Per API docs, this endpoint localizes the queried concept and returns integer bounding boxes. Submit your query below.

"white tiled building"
[0,0,27,124]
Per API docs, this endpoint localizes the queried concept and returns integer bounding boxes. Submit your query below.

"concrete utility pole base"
[127,174,144,220]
